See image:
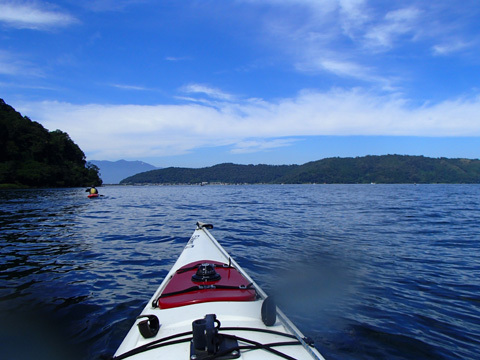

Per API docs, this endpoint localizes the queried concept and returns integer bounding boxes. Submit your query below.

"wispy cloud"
[0,51,20,75]
[297,56,370,80]
[432,40,472,56]
[248,0,478,92]
[295,53,398,92]
[0,81,57,91]
[165,56,190,62]
[0,1,78,30]
[231,138,300,154]
[0,50,44,76]
[253,0,394,87]
[181,84,235,101]
[338,0,369,38]
[110,83,152,91]
[363,7,421,50]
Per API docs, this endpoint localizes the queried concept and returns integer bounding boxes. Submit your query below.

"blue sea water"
[0,185,479,360]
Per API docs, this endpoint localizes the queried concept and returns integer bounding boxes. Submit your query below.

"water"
[1,185,479,360]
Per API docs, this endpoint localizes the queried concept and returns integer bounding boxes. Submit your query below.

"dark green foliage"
[121,155,480,185]
[278,155,480,184]
[121,163,298,184]
[0,99,102,187]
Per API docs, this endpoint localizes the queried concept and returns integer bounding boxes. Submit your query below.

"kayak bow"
[113,222,325,360]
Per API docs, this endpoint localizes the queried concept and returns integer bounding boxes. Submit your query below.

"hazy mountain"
[90,159,157,184]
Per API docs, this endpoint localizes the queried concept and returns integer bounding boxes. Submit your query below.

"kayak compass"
[192,263,221,282]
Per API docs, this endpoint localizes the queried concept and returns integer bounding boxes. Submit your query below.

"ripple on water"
[1,185,480,360]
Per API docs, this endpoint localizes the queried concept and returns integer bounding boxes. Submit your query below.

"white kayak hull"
[113,222,326,360]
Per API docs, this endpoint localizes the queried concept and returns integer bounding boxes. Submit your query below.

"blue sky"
[1,0,480,167]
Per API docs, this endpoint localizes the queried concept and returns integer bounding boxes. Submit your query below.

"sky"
[1,0,480,168]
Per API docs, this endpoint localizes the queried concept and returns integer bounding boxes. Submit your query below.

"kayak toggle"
[137,314,160,339]
[191,314,239,360]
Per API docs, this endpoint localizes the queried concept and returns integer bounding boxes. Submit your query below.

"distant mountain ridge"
[90,160,157,184]
[120,155,480,184]
[122,163,296,184]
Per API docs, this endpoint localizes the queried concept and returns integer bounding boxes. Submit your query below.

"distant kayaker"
[86,186,98,194]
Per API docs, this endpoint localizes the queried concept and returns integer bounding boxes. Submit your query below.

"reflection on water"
[1,185,480,359]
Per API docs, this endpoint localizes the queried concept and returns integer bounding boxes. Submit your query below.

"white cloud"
[338,0,369,38]
[316,58,367,79]
[110,84,151,91]
[295,54,398,91]
[231,138,300,154]
[17,89,480,160]
[251,0,394,86]
[0,50,44,76]
[0,81,56,90]
[363,7,421,50]
[248,1,478,90]
[432,40,472,56]
[0,1,77,30]
[181,84,235,101]
[165,56,190,62]
[0,51,20,75]
[239,0,478,92]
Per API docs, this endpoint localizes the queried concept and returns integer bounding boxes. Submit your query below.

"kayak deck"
[157,260,256,309]
[113,223,325,360]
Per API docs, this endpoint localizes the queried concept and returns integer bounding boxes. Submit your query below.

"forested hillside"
[0,99,102,188]
[278,155,480,184]
[121,163,297,184]
[120,155,480,184]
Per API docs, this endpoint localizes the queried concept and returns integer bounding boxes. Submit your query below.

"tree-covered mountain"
[121,163,298,184]
[0,99,102,188]
[89,159,157,184]
[278,155,480,184]
[120,155,480,184]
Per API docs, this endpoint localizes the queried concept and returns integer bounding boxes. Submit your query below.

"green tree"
[0,99,102,187]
